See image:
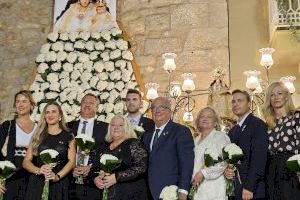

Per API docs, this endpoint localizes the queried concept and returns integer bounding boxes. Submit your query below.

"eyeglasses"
[150,105,170,112]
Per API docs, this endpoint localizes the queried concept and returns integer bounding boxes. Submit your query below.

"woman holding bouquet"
[0,90,36,200]
[23,102,76,200]
[93,114,148,200]
[262,82,300,200]
[191,107,230,200]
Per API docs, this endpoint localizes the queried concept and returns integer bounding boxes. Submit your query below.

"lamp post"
[259,48,275,84]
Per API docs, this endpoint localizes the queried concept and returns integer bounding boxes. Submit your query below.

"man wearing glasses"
[143,97,194,200]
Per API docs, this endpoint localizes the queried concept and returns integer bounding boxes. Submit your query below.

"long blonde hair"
[105,114,137,143]
[262,82,295,129]
[31,102,69,155]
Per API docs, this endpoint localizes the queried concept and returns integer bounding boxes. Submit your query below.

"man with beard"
[68,93,108,200]
[125,89,155,137]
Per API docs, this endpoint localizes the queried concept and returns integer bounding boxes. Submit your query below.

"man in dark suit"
[125,89,155,133]
[143,97,194,200]
[68,93,108,200]
[224,90,268,200]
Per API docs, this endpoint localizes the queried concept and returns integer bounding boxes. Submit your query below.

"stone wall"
[0,0,53,120]
[117,0,229,118]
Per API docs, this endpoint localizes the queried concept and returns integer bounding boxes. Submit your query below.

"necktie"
[152,129,160,149]
[81,121,88,134]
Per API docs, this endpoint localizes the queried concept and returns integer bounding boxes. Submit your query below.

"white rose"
[111,28,122,37]
[114,102,124,114]
[46,92,59,99]
[40,43,51,54]
[110,49,121,60]
[63,62,73,72]
[122,50,133,61]
[59,71,69,79]
[65,114,75,122]
[115,81,125,91]
[104,61,114,72]
[109,70,121,80]
[76,92,85,103]
[59,32,69,41]
[104,103,114,113]
[95,41,105,51]
[126,81,137,89]
[80,72,92,83]
[106,82,115,91]
[74,41,85,50]
[83,61,93,71]
[116,39,128,50]
[89,51,99,61]
[64,42,74,52]
[120,89,127,98]
[37,63,49,73]
[115,60,126,68]
[97,104,104,113]
[32,92,44,103]
[41,82,50,91]
[78,53,90,63]
[51,41,64,52]
[60,78,70,90]
[72,104,81,114]
[70,81,79,89]
[97,115,106,122]
[100,52,110,61]
[100,92,110,100]
[68,90,77,102]
[49,82,60,92]
[56,51,67,62]
[105,41,116,50]
[106,113,114,122]
[39,103,47,113]
[69,32,79,42]
[74,63,84,73]
[47,32,59,42]
[51,62,61,71]
[91,31,101,40]
[61,102,72,113]
[85,41,94,51]
[94,61,104,73]
[36,54,45,63]
[45,51,57,62]
[98,72,108,81]
[47,73,59,83]
[121,69,131,82]
[79,31,90,41]
[67,52,78,63]
[89,76,99,88]
[30,82,40,91]
[101,30,111,41]
[96,81,108,91]
[70,70,81,81]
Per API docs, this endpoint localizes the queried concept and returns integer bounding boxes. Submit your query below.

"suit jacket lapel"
[7,120,16,161]
[73,120,80,136]
[151,121,173,153]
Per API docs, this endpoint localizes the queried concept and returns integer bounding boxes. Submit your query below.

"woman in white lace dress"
[192,107,230,200]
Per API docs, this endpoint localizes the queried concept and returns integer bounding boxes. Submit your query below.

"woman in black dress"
[23,102,76,200]
[0,90,36,200]
[262,82,300,200]
[94,114,148,200]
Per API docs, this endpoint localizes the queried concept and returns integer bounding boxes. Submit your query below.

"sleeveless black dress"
[25,130,73,200]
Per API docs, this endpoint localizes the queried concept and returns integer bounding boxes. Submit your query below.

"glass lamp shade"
[162,53,177,72]
[243,70,261,90]
[145,83,159,100]
[259,48,275,68]
[181,73,196,92]
[280,76,296,94]
[169,82,182,98]
[183,111,194,122]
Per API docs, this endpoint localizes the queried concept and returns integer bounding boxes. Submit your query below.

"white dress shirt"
[238,112,251,127]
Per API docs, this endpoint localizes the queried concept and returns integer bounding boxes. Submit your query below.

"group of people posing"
[0,81,299,200]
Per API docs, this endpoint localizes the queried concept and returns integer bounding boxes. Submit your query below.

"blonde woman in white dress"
[192,107,230,200]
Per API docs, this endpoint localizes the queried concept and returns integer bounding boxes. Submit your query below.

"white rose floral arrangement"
[30,28,138,122]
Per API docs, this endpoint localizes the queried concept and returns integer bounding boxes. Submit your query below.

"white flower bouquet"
[133,125,145,139]
[75,134,95,184]
[0,161,16,200]
[39,149,59,200]
[286,154,300,182]
[204,148,222,168]
[99,154,121,200]
[222,143,244,196]
[159,185,178,200]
